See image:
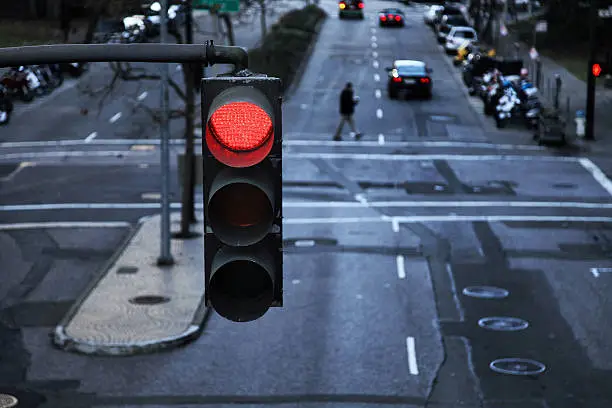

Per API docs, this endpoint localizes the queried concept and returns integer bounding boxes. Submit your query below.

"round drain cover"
[0,394,18,408]
[490,358,546,376]
[129,295,170,305]
[463,286,509,299]
[478,317,529,331]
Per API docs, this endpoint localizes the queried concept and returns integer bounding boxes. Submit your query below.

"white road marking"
[396,255,406,279]
[0,162,35,182]
[406,337,419,375]
[378,133,385,145]
[283,215,612,224]
[284,153,577,162]
[373,60,379,69]
[374,74,380,82]
[109,112,122,123]
[295,240,315,247]
[84,132,98,143]
[0,139,548,151]
[376,109,383,118]
[579,158,612,197]
[372,51,378,58]
[0,222,131,230]
[371,35,377,42]
[371,28,376,33]
[372,42,378,48]
[392,218,399,232]
[0,151,152,160]
[591,267,612,277]
[137,91,148,101]
[292,279,301,284]
[375,89,382,99]
[3,201,611,212]
[283,201,612,209]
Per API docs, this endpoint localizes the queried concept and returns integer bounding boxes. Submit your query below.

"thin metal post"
[158,0,174,265]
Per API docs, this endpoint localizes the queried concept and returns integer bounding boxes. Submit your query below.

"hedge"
[248,5,327,93]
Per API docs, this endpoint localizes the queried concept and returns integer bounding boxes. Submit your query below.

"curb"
[52,214,211,356]
[284,15,327,99]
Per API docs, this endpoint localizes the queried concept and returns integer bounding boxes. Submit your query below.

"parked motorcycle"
[495,88,521,128]
[0,84,13,125]
[0,67,35,102]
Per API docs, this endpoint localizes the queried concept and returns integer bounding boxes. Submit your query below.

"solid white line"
[374,74,380,82]
[446,263,465,321]
[372,42,378,49]
[84,132,97,143]
[109,112,122,123]
[0,203,204,211]
[284,215,612,224]
[282,201,612,209]
[406,337,419,375]
[579,158,612,197]
[137,91,148,101]
[378,133,385,145]
[0,221,131,230]
[372,51,378,58]
[373,60,379,69]
[392,219,400,232]
[0,151,151,160]
[284,153,578,162]
[376,109,383,119]
[281,139,545,150]
[396,255,406,279]
[371,35,377,41]
[375,89,382,99]
[0,139,548,151]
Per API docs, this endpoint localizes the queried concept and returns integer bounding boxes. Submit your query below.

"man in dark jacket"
[334,82,362,141]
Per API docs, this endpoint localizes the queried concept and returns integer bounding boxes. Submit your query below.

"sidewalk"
[54,213,207,355]
[497,13,612,152]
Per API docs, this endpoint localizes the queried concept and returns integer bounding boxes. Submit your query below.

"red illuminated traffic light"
[592,63,602,77]
[201,76,283,323]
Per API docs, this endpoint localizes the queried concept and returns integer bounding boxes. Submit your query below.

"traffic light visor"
[593,63,602,77]
[205,88,275,168]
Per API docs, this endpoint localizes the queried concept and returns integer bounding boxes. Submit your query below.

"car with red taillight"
[339,0,364,19]
[385,60,433,99]
[378,8,405,27]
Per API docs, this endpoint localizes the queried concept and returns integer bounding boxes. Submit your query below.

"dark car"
[432,4,465,27]
[379,8,405,26]
[386,60,433,99]
[339,0,364,19]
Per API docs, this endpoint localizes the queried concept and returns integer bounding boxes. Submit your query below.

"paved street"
[2,0,612,407]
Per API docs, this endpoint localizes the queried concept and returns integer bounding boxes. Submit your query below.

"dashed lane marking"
[376,109,383,118]
[137,91,148,101]
[374,74,380,81]
[406,337,419,375]
[396,255,406,279]
[375,89,382,98]
[109,112,122,123]
[84,132,97,143]
[378,133,385,145]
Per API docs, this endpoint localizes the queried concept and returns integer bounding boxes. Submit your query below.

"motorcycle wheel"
[20,86,34,102]
[495,116,508,128]
[0,111,10,126]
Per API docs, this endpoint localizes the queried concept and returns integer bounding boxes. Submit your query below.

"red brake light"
[393,77,402,83]
[387,14,393,18]
[206,101,274,168]
[380,15,386,20]
[395,15,401,21]
[358,2,364,8]
[420,78,430,84]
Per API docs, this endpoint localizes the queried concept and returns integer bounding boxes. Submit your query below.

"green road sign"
[193,0,240,13]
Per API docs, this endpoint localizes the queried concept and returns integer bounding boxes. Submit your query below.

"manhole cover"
[478,317,529,331]
[490,358,546,376]
[129,295,170,305]
[117,266,139,274]
[0,394,18,408]
[463,286,509,299]
[552,182,576,189]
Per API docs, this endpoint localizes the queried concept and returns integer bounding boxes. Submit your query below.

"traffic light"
[201,76,283,323]
[592,63,602,77]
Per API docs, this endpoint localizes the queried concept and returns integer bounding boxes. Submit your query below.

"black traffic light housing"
[201,75,283,323]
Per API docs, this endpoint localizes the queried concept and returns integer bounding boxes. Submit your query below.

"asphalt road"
[3,0,612,407]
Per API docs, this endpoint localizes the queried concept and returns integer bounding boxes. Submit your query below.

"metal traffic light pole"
[585,0,599,140]
[158,0,174,265]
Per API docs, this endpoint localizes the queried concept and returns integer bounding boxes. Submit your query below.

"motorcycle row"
[0,62,88,126]
[456,45,545,131]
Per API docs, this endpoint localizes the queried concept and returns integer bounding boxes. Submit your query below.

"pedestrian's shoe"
[355,133,363,140]
[333,136,341,141]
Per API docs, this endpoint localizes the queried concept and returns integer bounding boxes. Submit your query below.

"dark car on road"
[339,0,365,19]
[379,8,405,27]
[386,60,433,99]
